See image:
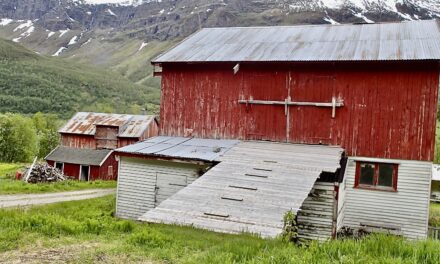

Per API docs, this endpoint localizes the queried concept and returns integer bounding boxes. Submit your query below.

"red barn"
[116,20,440,240]
[46,112,159,181]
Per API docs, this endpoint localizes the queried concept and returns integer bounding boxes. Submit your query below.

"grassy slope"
[0,38,159,118]
[62,32,174,86]
[0,195,439,263]
[430,203,440,227]
[0,163,116,194]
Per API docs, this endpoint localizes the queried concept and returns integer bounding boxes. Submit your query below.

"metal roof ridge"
[198,19,438,30]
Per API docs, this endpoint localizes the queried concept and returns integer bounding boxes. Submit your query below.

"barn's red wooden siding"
[55,162,104,181]
[95,153,118,181]
[159,62,439,161]
[118,120,158,148]
[141,119,160,140]
[61,134,96,149]
[118,138,138,148]
[63,163,80,179]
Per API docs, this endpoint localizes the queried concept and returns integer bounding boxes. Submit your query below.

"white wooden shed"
[115,136,344,240]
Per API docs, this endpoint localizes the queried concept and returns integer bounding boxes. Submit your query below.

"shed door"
[155,172,194,207]
[289,73,335,144]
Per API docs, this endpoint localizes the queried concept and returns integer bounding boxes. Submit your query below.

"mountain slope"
[0,38,159,117]
[0,0,439,117]
[0,0,439,85]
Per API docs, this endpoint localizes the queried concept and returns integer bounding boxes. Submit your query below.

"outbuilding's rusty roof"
[59,112,156,138]
[152,20,440,63]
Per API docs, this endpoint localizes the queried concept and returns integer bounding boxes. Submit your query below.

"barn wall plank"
[160,62,439,161]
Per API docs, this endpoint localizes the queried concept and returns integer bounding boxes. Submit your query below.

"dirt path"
[0,242,154,264]
[0,189,115,208]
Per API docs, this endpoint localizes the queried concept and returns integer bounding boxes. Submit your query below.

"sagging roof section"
[116,136,240,162]
[59,112,156,138]
[45,146,112,166]
[139,141,344,238]
[153,20,440,63]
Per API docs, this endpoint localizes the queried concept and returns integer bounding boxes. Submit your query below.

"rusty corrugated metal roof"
[59,112,156,138]
[152,20,440,63]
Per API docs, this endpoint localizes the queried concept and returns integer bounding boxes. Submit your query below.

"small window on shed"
[108,166,113,177]
[355,162,398,191]
[359,163,374,185]
[378,164,394,188]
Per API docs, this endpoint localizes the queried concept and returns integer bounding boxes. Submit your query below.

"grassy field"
[0,195,439,264]
[0,163,116,195]
[430,203,440,227]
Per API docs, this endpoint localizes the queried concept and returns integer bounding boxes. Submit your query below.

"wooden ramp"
[139,141,343,238]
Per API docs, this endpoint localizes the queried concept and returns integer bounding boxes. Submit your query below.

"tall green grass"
[0,195,439,263]
[430,203,440,227]
[0,163,24,178]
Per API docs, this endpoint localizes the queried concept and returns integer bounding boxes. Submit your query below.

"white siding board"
[116,157,203,220]
[337,157,431,239]
[297,181,336,241]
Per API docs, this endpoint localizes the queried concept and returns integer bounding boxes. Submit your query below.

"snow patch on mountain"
[323,16,339,25]
[59,29,70,37]
[72,0,144,6]
[354,12,374,23]
[52,47,67,56]
[0,18,13,26]
[11,20,34,42]
[107,9,117,16]
[81,38,92,47]
[13,20,32,32]
[68,36,78,45]
[138,42,148,51]
[47,31,55,38]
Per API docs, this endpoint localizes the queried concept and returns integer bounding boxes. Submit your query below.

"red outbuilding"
[46,112,158,181]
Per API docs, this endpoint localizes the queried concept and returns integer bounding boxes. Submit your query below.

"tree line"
[0,113,61,163]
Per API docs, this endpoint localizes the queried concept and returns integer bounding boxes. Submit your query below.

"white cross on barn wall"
[238,96,344,118]
[238,95,344,143]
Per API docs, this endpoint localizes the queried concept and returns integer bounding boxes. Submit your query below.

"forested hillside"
[0,39,159,118]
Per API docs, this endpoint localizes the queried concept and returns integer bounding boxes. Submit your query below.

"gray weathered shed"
[116,137,343,239]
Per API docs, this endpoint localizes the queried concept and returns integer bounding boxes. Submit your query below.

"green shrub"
[128,229,173,248]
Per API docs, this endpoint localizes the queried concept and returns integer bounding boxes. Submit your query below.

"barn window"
[108,166,113,177]
[355,162,398,191]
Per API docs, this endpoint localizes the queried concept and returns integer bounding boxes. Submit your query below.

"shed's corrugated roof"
[153,20,440,63]
[116,136,240,162]
[59,112,156,138]
[140,141,344,238]
[45,146,112,166]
